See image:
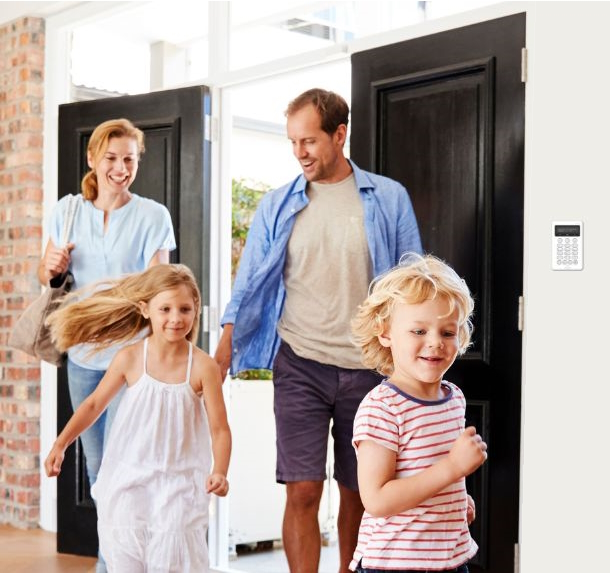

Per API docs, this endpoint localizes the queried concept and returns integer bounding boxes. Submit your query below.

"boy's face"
[378,295,460,400]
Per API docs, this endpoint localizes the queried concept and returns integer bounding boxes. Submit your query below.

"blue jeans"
[67,359,125,486]
[67,359,125,573]
[355,564,469,573]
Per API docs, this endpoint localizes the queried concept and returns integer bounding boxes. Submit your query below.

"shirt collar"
[289,159,378,196]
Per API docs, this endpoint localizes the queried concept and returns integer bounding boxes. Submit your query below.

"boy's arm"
[357,426,487,518]
[44,351,128,477]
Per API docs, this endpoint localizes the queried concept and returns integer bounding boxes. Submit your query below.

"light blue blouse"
[49,193,176,370]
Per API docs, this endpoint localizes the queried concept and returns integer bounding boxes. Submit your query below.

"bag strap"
[60,195,79,247]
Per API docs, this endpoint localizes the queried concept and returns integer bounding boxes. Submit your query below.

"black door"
[56,86,212,556]
[351,13,524,573]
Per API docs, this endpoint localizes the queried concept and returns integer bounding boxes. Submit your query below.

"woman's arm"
[358,426,487,518]
[200,355,232,496]
[44,350,129,477]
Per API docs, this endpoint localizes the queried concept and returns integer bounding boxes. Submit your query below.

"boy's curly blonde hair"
[351,253,474,376]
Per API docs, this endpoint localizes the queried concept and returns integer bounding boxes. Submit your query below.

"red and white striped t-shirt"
[350,380,478,571]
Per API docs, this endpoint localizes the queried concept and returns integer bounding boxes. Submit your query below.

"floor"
[231,540,340,573]
[0,524,96,573]
[0,525,340,573]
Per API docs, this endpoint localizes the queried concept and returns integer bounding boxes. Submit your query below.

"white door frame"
[40,3,524,571]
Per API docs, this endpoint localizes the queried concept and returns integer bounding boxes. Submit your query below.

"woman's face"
[89,135,139,196]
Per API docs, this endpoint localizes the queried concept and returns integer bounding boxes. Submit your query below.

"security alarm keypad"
[552,221,583,271]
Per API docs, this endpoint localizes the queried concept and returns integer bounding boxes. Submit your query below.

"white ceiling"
[0,1,332,46]
[0,1,76,23]
[0,1,212,45]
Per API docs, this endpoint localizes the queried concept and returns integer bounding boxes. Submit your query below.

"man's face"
[286,104,347,183]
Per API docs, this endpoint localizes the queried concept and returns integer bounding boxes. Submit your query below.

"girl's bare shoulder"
[191,346,220,373]
[112,340,144,383]
[190,346,222,389]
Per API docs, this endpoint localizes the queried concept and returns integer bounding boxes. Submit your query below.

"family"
[37,88,487,573]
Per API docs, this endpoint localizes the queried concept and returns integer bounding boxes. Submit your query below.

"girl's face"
[88,135,139,196]
[141,284,197,343]
[379,295,460,400]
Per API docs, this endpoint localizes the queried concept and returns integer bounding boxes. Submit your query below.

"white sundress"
[91,338,212,572]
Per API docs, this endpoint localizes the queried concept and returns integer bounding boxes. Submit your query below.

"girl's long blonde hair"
[47,264,201,352]
[351,253,475,376]
[81,118,145,201]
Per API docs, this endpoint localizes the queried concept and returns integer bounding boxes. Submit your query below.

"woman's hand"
[39,242,74,285]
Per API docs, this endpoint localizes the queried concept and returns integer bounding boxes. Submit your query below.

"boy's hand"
[466,494,476,525]
[448,426,487,480]
[206,473,229,497]
[44,446,65,477]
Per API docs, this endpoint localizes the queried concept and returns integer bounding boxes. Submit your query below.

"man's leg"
[283,480,324,573]
[337,483,365,573]
[332,367,383,573]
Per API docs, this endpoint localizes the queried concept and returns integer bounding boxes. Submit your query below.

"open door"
[351,13,525,573]
[56,85,211,556]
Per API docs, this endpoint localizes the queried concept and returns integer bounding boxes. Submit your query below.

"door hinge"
[201,305,218,333]
[204,114,218,142]
[202,305,210,333]
[517,295,524,331]
[521,47,528,83]
[514,542,520,573]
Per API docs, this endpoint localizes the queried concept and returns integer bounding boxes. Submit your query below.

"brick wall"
[0,17,45,529]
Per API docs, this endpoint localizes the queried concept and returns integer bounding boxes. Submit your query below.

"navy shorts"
[273,340,382,490]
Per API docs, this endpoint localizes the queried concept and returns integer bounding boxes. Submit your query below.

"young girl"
[45,264,231,572]
[349,253,487,573]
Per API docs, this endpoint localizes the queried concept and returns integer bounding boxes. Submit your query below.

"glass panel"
[229,1,425,70]
[229,60,351,188]
[71,26,151,95]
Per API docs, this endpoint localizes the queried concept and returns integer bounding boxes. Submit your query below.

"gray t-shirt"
[277,174,372,368]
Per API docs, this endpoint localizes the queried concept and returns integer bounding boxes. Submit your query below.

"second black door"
[351,13,525,573]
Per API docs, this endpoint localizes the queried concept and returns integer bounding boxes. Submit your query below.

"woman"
[39,118,176,573]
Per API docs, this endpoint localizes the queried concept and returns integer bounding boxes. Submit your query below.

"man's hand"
[213,324,233,381]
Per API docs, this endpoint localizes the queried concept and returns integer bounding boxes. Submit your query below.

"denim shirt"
[221,160,422,375]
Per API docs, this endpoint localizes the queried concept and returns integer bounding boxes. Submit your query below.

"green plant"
[231,178,270,283]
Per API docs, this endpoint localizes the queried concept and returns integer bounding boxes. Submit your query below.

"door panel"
[351,14,524,573]
[56,86,211,556]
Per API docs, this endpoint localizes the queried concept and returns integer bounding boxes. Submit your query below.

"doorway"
[56,85,212,556]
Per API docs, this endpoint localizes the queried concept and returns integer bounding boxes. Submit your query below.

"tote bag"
[8,195,79,366]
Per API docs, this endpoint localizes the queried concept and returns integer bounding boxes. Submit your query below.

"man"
[215,88,422,573]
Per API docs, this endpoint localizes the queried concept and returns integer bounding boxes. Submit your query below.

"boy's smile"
[378,295,460,400]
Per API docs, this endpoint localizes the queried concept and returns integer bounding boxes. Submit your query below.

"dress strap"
[185,342,193,384]
[143,337,149,374]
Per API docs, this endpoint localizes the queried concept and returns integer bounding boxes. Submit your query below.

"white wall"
[521,2,610,571]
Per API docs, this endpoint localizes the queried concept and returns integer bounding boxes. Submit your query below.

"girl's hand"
[44,445,66,477]
[447,426,488,479]
[466,494,476,525]
[206,473,229,497]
